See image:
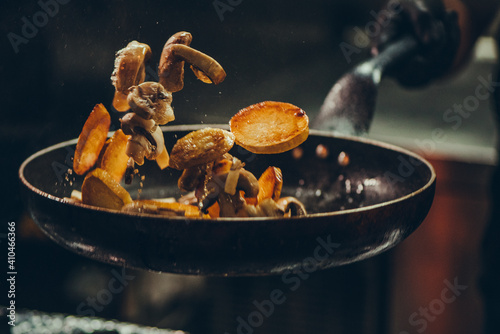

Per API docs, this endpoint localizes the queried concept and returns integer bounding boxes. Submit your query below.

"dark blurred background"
[1,0,498,333]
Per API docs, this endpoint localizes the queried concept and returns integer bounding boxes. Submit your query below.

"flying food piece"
[81,168,133,210]
[230,101,309,154]
[155,147,170,170]
[111,41,152,111]
[127,82,174,125]
[120,112,165,165]
[169,128,235,170]
[158,31,226,92]
[96,129,130,182]
[73,103,111,175]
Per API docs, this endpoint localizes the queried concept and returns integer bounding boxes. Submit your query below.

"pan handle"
[312,35,420,136]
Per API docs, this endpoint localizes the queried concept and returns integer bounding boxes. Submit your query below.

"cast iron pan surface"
[19,124,435,276]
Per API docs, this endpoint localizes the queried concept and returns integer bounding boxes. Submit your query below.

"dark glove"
[371,0,460,87]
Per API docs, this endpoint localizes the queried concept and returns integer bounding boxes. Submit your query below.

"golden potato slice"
[97,129,130,182]
[169,128,235,170]
[206,202,220,218]
[156,144,170,170]
[73,104,111,175]
[127,199,204,218]
[81,168,132,210]
[257,166,283,203]
[230,101,309,154]
[212,158,232,175]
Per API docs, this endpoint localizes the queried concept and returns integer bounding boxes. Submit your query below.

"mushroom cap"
[111,40,151,92]
[120,112,156,134]
[127,82,174,125]
[169,128,235,170]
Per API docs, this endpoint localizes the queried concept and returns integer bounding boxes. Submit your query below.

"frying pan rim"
[19,124,436,222]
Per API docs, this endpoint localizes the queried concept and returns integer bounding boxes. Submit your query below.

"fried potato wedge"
[257,166,283,203]
[73,104,111,175]
[156,144,170,170]
[170,128,235,170]
[97,129,130,182]
[81,168,132,210]
[230,101,309,154]
[124,199,205,218]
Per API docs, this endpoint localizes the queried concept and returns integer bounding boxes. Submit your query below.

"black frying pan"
[19,124,435,276]
[19,34,432,276]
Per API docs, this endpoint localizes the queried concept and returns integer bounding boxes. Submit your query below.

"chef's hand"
[370,0,460,87]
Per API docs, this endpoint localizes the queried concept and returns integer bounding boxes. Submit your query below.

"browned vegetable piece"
[230,101,309,154]
[81,168,133,210]
[276,197,307,216]
[169,128,235,170]
[212,158,232,175]
[127,82,174,125]
[97,129,130,182]
[111,41,152,111]
[178,166,205,192]
[158,31,226,92]
[73,103,111,175]
[156,146,170,170]
[257,166,283,203]
[157,31,192,93]
[123,199,204,218]
[120,113,165,165]
[206,202,220,218]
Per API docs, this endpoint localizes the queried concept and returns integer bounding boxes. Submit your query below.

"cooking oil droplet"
[315,144,329,159]
[338,151,349,166]
[345,179,351,194]
[292,147,303,160]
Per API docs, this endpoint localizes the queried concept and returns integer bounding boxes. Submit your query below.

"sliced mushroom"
[199,168,259,212]
[276,197,307,216]
[120,112,156,134]
[157,31,192,93]
[124,157,136,184]
[217,192,247,218]
[111,41,152,111]
[178,166,205,192]
[224,157,243,195]
[158,32,226,92]
[169,128,235,170]
[257,198,286,217]
[236,169,259,198]
[121,113,165,164]
[127,82,174,125]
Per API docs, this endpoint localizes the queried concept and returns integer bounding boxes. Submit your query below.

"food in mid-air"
[69,31,309,218]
